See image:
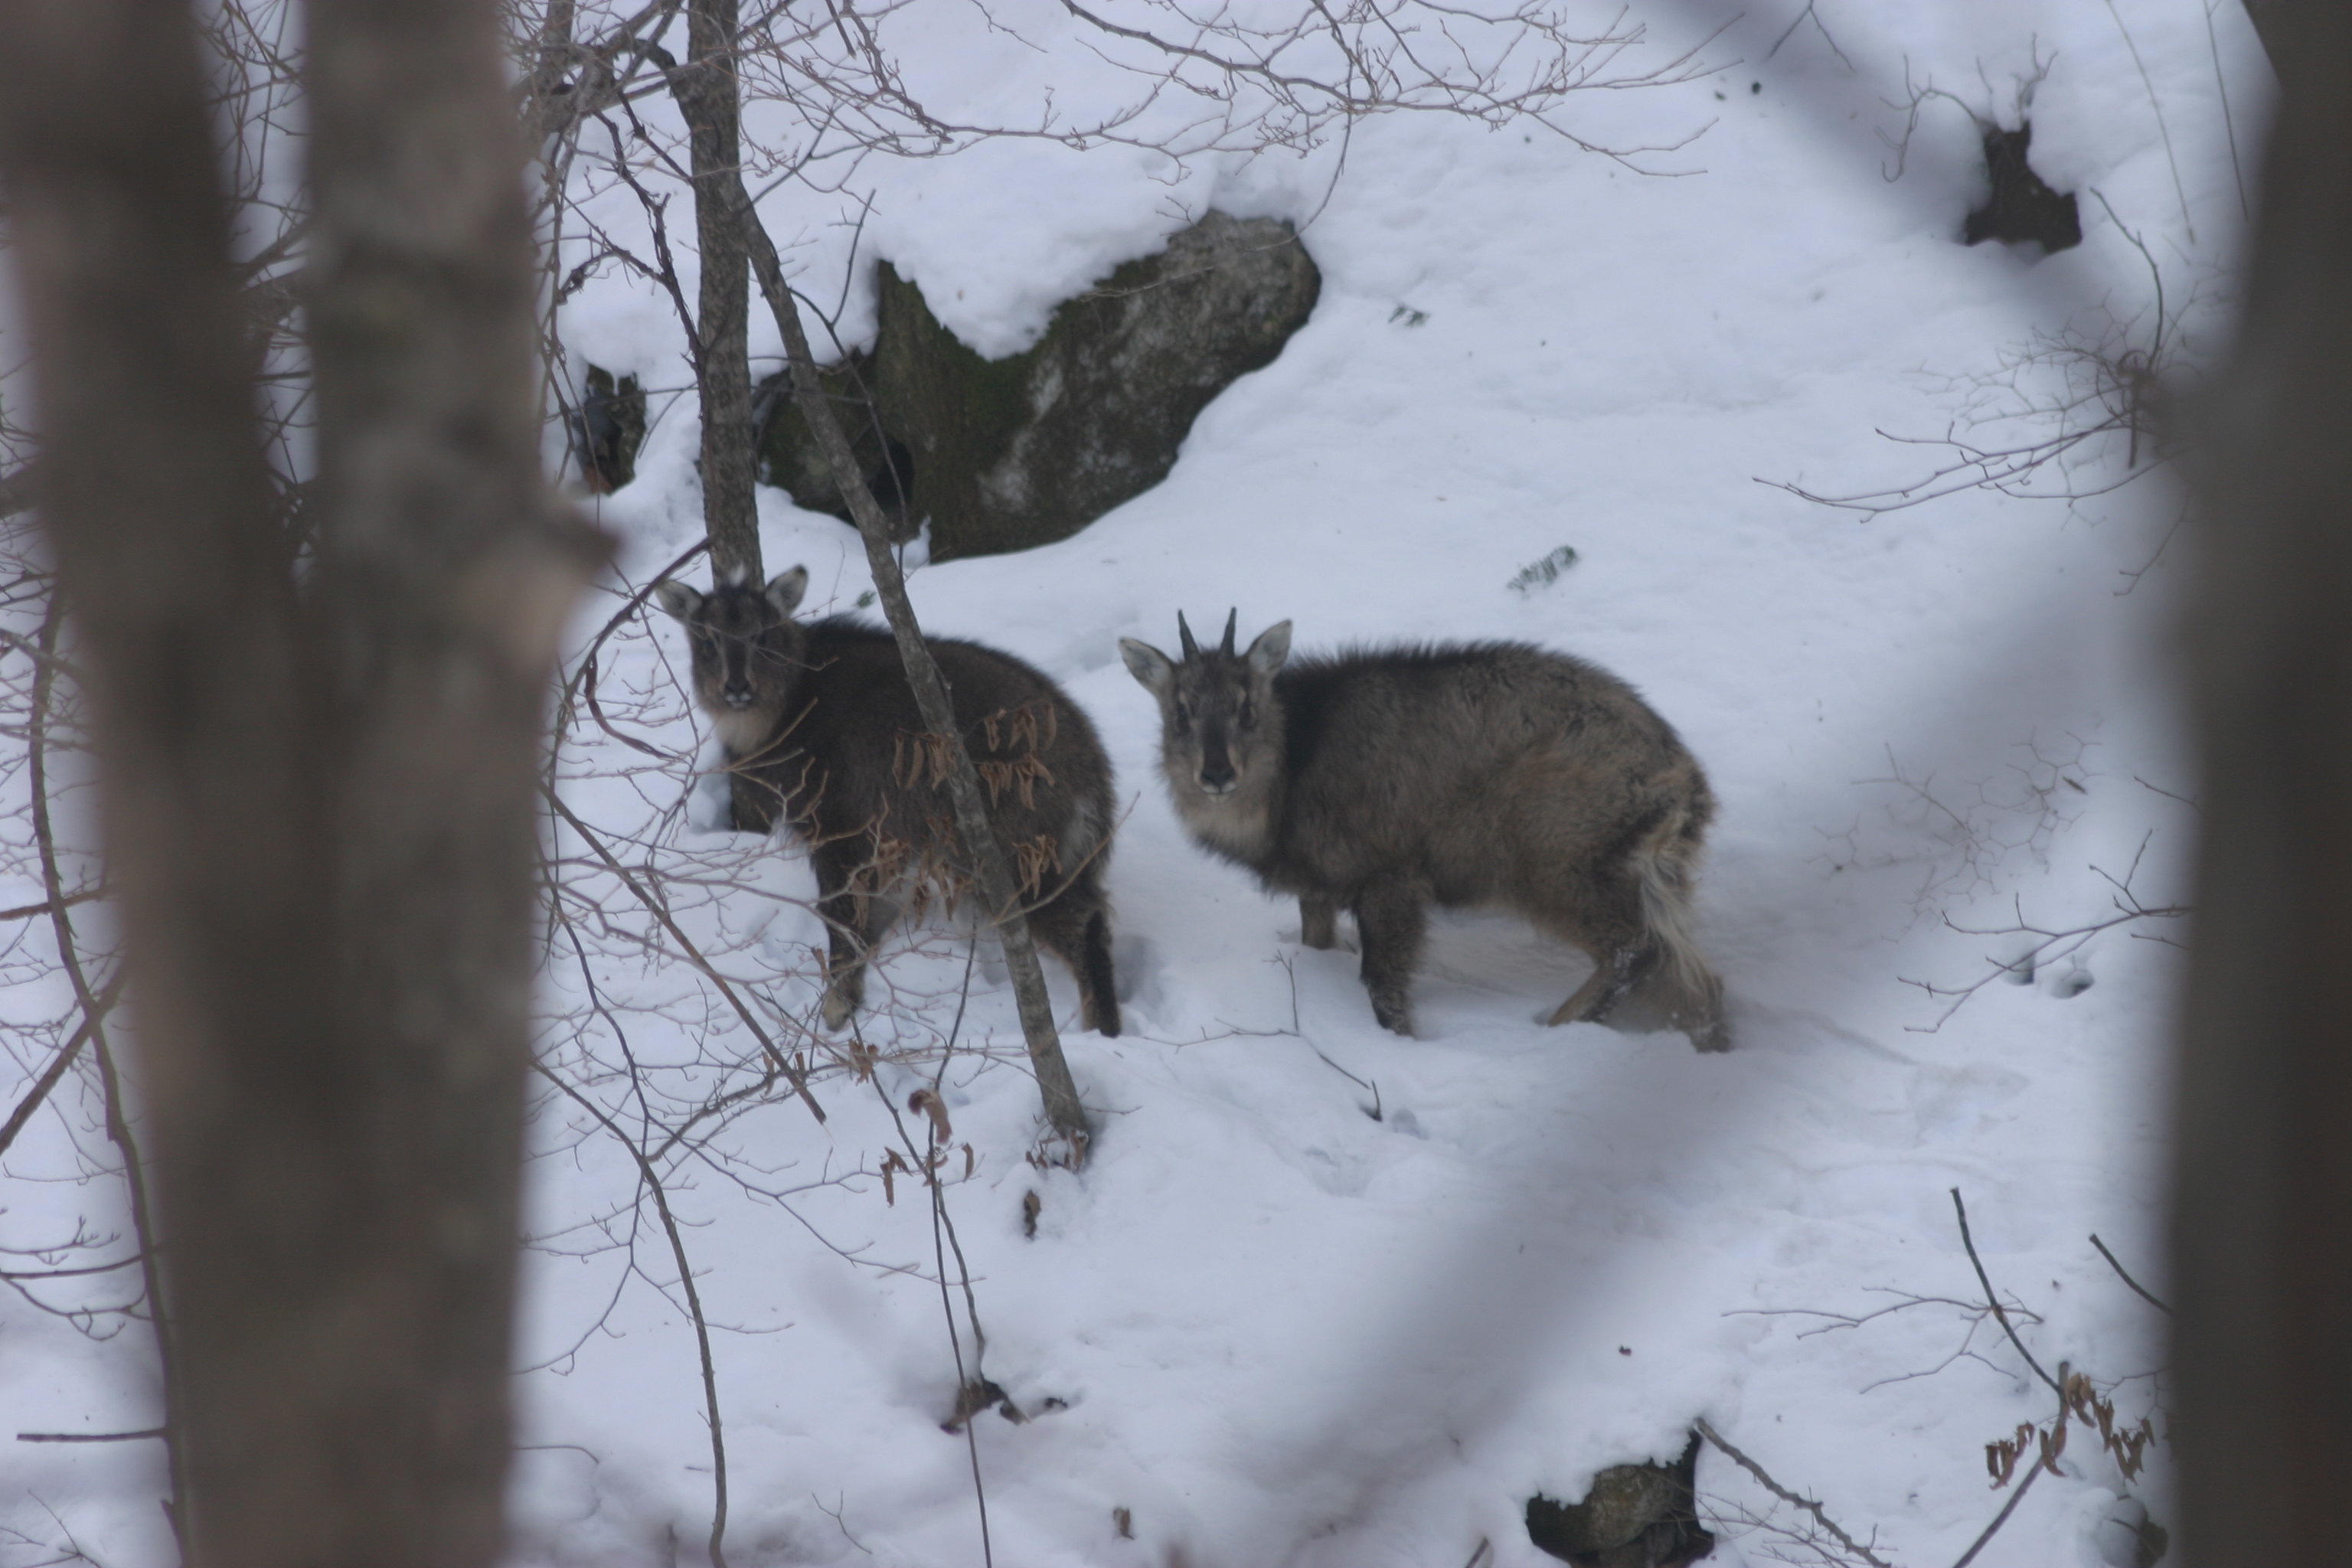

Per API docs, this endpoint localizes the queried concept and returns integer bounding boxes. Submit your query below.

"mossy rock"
[572,364,646,493]
[756,211,1320,560]
[1527,1433,1714,1567]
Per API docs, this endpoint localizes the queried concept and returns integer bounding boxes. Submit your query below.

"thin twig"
[0,972,127,1159]
[534,1063,732,1568]
[2100,0,2194,243]
[27,604,189,1536]
[929,951,991,1370]
[578,650,673,760]
[1949,1452,2047,1568]
[544,786,825,1123]
[554,536,710,733]
[0,887,105,923]
[910,1089,994,1568]
[1950,1188,2060,1395]
[872,943,995,1566]
[1308,1044,1380,1122]
[16,1429,168,1444]
[1900,827,2189,1031]
[2201,0,2249,220]
[1693,1417,1893,1568]
[1767,0,1854,69]
[2089,1233,2171,1315]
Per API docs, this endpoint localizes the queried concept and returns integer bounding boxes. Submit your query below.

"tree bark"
[735,192,1091,1155]
[2173,3,2352,1564]
[679,0,762,582]
[0,0,603,1563]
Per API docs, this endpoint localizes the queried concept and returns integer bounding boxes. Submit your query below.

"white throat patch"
[711,707,779,758]
[1170,771,1274,864]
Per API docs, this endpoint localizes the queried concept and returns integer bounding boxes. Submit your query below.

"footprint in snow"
[1907,1063,2030,1143]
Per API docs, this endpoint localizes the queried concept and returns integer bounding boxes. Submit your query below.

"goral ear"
[1246,619,1292,677]
[651,580,702,623]
[1119,637,1175,696]
[766,566,809,618]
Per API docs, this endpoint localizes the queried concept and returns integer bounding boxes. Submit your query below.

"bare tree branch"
[0,972,126,1161]
[1693,1417,1893,1568]
[23,599,185,1536]
[2090,1234,2170,1315]
[735,190,1092,1155]
[544,784,827,1122]
[1946,1455,2047,1568]
[1949,1188,2060,1396]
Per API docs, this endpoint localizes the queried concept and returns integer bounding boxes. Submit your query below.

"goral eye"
[1238,698,1256,729]
[1171,699,1192,727]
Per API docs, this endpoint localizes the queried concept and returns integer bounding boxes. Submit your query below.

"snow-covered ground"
[3,0,2269,1563]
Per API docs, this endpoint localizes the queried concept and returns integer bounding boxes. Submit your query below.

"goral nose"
[723,680,755,708]
[1197,760,1236,793]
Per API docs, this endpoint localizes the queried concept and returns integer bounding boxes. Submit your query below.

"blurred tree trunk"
[2174,4,2352,1565]
[2238,0,2283,66]
[679,0,761,581]
[0,1,602,1564]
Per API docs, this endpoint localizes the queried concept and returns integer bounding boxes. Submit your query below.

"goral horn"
[1219,608,1237,658]
[1178,610,1200,661]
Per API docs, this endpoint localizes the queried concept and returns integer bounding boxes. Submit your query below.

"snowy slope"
[1,0,2267,1563]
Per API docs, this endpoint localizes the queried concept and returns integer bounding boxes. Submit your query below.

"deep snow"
[0,0,2268,1563]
